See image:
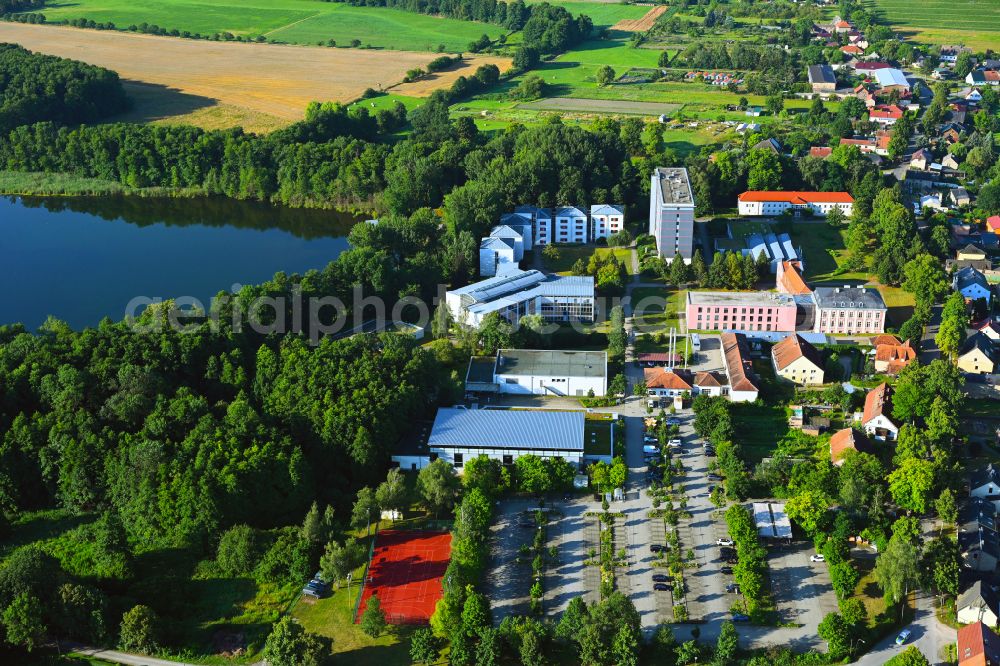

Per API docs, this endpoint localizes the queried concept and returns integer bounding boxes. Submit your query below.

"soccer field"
[869,0,1000,49]
[31,0,505,52]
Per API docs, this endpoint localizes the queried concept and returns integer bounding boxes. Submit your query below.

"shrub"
[216,524,259,577]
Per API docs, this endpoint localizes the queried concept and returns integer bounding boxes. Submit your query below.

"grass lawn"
[731,402,791,463]
[30,0,505,51]
[525,0,651,28]
[543,244,597,274]
[785,223,868,282]
[877,286,915,329]
[292,583,415,666]
[630,286,685,335]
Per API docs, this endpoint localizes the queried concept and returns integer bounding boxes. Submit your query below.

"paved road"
[854,591,952,666]
[69,646,234,666]
[920,304,943,364]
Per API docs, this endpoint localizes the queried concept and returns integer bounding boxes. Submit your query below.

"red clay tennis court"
[356,529,452,624]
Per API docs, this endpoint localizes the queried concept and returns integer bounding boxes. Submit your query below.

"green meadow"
[32,0,505,51]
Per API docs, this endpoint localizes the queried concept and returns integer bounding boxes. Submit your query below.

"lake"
[1,196,357,329]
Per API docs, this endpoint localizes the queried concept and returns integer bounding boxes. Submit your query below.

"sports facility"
[356,530,452,624]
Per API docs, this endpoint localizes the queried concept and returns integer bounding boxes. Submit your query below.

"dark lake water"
[1,196,357,329]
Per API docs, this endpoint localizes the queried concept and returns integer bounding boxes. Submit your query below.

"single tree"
[417,458,460,517]
[409,627,440,664]
[119,604,160,654]
[2,592,45,652]
[361,595,387,637]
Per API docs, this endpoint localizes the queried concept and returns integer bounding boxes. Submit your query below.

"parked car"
[895,629,911,645]
[652,574,670,582]
[653,583,670,591]
[666,417,681,426]
[650,544,665,553]
[708,474,724,481]
[704,448,716,457]
[810,554,825,562]
[732,613,750,622]
[726,584,740,594]
[302,587,321,598]
[668,439,682,448]
[721,566,733,574]
[716,538,734,546]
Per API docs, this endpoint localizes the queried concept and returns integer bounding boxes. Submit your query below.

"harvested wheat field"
[612,5,667,32]
[0,23,506,131]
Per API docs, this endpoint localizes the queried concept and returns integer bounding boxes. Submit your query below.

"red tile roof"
[721,332,759,393]
[694,371,725,387]
[809,147,833,159]
[772,334,823,372]
[958,621,1000,666]
[987,215,1000,232]
[862,382,895,425]
[830,428,873,464]
[854,62,891,71]
[738,191,854,204]
[644,367,692,391]
[778,261,812,296]
[637,352,683,364]
[875,340,916,374]
[841,45,863,55]
[870,105,904,120]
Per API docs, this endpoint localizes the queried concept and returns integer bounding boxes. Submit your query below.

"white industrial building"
[446,268,595,328]
[590,204,625,241]
[465,349,607,396]
[478,237,516,277]
[391,408,586,470]
[753,502,792,541]
[649,167,696,262]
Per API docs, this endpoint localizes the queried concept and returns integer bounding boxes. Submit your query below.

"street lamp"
[850,637,866,655]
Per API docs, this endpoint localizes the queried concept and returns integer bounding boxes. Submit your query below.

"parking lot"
[485,499,539,621]
[768,541,839,627]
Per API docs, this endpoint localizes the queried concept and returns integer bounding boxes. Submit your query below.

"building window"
[453,453,464,467]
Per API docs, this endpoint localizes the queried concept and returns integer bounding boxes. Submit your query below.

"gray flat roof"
[467,356,498,384]
[653,167,694,206]
[496,349,607,379]
[428,408,585,451]
[687,291,796,307]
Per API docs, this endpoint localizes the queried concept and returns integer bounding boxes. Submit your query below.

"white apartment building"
[590,204,625,241]
[553,206,589,244]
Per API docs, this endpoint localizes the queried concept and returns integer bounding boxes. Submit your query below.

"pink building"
[687,291,798,332]
[812,286,886,335]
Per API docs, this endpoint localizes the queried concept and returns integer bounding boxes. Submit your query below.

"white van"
[690,333,701,352]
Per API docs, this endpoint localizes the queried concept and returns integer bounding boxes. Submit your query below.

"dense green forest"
[0,43,129,134]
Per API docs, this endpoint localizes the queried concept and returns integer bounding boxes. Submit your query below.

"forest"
[0,43,129,134]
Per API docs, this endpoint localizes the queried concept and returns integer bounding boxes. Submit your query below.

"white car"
[668,439,682,448]
[810,554,825,562]
[716,538,734,546]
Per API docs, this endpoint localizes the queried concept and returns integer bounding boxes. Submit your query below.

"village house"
[955,266,993,304]
[808,64,837,94]
[910,148,931,171]
[872,334,917,375]
[967,69,1000,87]
[960,498,1000,573]
[958,333,997,375]
[870,104,904,126]
[829,428,874,466]
[771,334,825,386]
[861,382,899,441]
[957,620,1000,666]
[809,146,833,159]
[721,332,760,402]
[972,464,1000,509]
[959,581,1000,627]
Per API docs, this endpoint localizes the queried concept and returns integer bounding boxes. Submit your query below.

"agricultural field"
[26,0,505,51]
[524,0,651,28]
[868,0,1000,50]
[0,23,505,131]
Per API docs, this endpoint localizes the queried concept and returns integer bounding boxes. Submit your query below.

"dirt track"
[0,23,507,128]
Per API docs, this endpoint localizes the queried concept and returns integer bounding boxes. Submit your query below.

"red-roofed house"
[958,621,1000,666]
[644,367,692,399]
[874,336,917,375]
[876,131,892,155]
[862,382,898,441]
[809,146,833,159]
[854,62,891,73]
[870,104,904,126]
[830,428,874,465]
[738,191,854,217]
[840,136,878,154]
[987,216,1000,235]
[841,44,864,56]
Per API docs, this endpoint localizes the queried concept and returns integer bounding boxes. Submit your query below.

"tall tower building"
[649,167,695,263]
